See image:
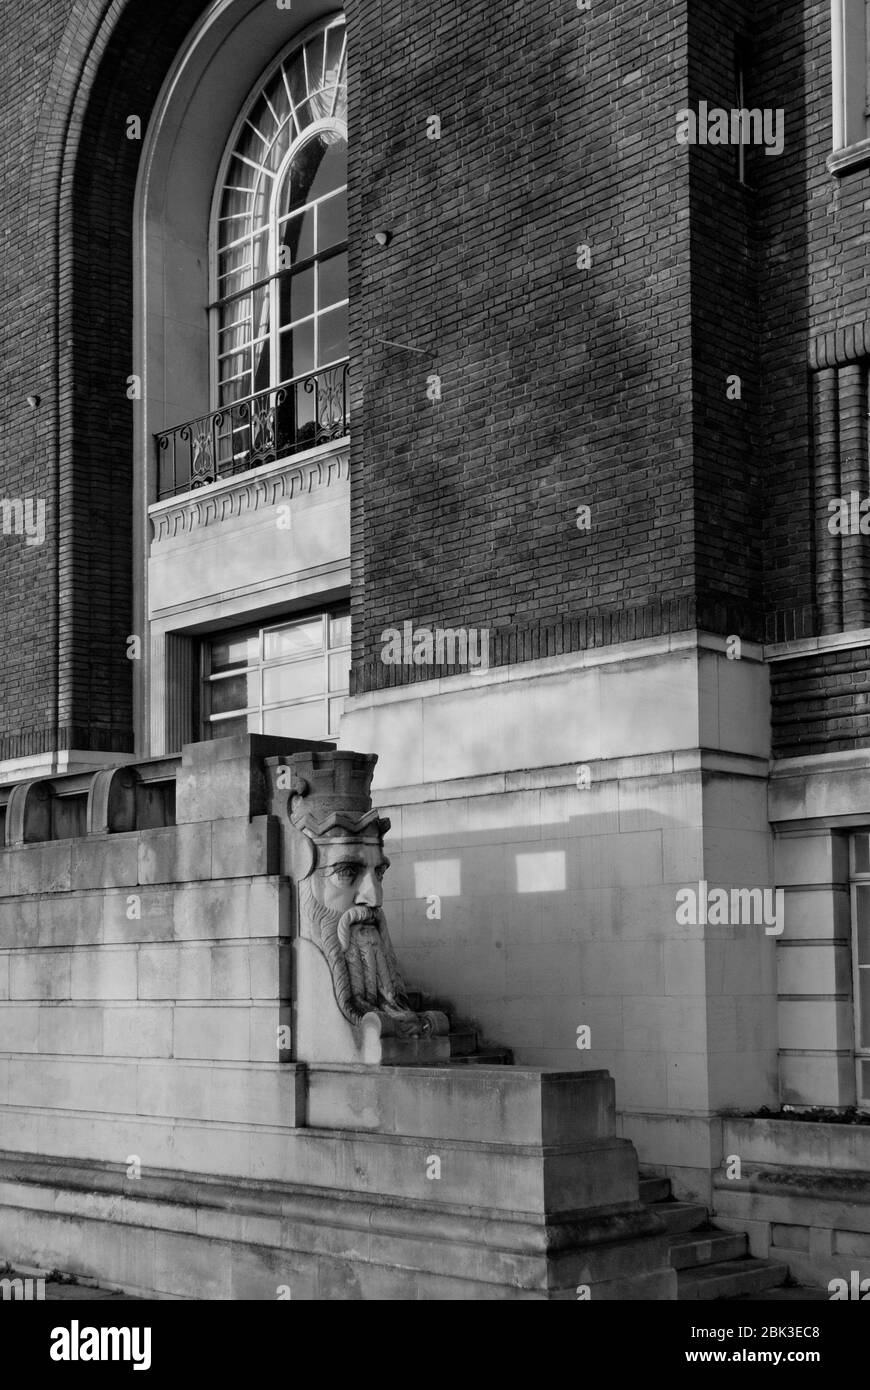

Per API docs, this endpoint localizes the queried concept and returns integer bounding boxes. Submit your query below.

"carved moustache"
[337,903,384,953]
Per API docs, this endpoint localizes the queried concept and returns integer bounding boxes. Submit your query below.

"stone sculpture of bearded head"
[284,751,441,1038]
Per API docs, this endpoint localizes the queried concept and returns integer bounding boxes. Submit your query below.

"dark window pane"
[856,834,870,874]
[279,132,345,214]
[318,305,348,366]
[281,265,315,327]
[319,251,347,309]
[252,339,270,396]
[858,887,870,966]
[318,191,347,251]
[280,209,315,265]
[207,715,250,739]
[210,633,257,671]
[281,321,315,381]
[209,672,257,714]
[862,969,870,1048]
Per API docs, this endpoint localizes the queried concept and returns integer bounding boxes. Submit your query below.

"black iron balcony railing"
[155,361,349,501]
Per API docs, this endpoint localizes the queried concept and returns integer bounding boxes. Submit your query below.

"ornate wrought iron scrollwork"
[154,366,348,500]
[303,364,349,446]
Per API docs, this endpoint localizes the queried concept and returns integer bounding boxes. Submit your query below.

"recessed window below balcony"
[201,606,350,742]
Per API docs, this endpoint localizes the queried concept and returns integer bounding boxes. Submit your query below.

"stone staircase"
[640,1175,790,1300]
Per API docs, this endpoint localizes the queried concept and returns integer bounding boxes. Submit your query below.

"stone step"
[448,1028,478,1057]
[653,1201,710,1236]
[639,1176,671,1204]
[729,1286,831,1302]
[667,1228,748,1271]
[447,1048,513,1065]
[678,1257,788,1301]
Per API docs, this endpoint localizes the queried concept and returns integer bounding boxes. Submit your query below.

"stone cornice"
[149,442,349,543]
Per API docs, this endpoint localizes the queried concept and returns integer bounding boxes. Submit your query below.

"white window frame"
[831,0,870,150]
[850,833,870,1106]
[201,608,350,742]
[208,15,347,408]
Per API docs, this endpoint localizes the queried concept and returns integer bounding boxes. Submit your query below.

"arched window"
[210,14,348,472]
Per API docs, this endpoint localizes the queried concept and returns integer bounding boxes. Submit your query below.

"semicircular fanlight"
[214,15,347,412]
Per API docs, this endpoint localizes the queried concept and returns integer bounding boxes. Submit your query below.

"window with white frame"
[851,832,870,1104]
[201,607,350,742]
[212,16,347,408]
[831,0,870,150]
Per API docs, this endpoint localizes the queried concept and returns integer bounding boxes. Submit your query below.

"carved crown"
[286,750,390,841]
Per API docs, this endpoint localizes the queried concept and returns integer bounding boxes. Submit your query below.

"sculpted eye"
[333,864,358,882]
[374,864,387,881]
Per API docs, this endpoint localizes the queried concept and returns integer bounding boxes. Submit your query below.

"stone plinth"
[0,1068,674,1299]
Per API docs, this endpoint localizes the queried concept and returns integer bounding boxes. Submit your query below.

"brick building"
[0,0,869,1298]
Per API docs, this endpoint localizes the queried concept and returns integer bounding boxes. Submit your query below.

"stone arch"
[25,0,212,760]
[23,0,342,758]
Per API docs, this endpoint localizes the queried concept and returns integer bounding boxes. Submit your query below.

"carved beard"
[299,879,412,1024]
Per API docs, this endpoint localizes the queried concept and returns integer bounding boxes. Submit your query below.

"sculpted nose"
[355,869,382,909]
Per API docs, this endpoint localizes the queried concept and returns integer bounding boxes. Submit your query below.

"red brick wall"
[5,0,856,754]
[348,0,700,690]
[688,0,761,607]
[0,0,209,760]
[772,647,870,757]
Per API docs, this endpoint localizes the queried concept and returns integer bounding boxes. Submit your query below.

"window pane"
[263,657,323,704]
[220,347,251,383]
[219,242,251,283]
[318,305,348,366]
[263,702,325,738]
[862,969,870,1048]
[328,651,350,691]
[329,612,350,647]
[220,293,252,330]
[280,209,315,265]
[318,190,347,251]
[319,251,347,309]
[264,70,290,126]
[252,341,271,396]
[252,286,270,334]
[281,321,315,381]
[210,633,258,671]
[279,132,343,213]
[251,228,270,284]
[219,376,250,408]
[209,672,258,714]
[858,887,870,965]
[264,618,322,659]
[207,715,251,739]
[328,698,344,736]
[856,834,870,875]
[281,265,315,327]
[325,25,345,85]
